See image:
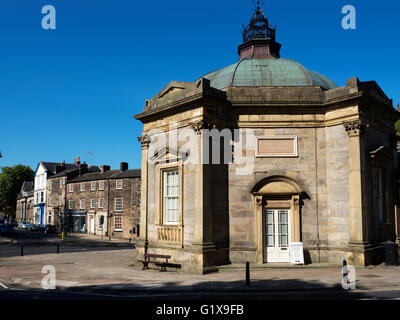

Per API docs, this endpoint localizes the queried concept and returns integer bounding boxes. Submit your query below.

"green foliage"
[0,165,34,215]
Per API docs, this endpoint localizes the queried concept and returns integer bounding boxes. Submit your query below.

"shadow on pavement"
[0,273,373,301]
[0,230,134,258]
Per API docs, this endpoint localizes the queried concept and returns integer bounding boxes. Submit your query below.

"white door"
[264,209,290,263]
[90,217,95,234]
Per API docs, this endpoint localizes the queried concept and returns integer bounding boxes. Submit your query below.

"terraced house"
[33,160,79,225]
[65,162,141,239]
[15,181,34,223]
[46,159,100,229]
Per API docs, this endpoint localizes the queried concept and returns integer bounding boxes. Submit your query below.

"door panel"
[264,208,290,263]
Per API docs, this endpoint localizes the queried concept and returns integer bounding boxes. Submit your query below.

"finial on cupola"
[239,1,281,60]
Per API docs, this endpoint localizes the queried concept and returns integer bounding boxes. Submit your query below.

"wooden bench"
[138,253,171,272]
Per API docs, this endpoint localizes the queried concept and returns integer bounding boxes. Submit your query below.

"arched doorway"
[251,176,303,264]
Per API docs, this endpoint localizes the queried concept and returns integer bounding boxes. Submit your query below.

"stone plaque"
[256,136,298,157]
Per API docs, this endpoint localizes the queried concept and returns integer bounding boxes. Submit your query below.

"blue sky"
[0,0,399,171]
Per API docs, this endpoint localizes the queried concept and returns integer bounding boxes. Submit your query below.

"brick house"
[65,163,141,239]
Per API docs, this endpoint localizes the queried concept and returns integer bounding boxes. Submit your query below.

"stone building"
[134,6,400,273]
[15,181,34,223]
[65,163,141,239]
[33,159,79,225]
[46,161,100,229]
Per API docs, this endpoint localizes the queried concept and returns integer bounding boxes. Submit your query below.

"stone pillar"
[291,194,301,242]
[137,135,150,257]
[343,120,372,265]
[395,205,400,244]
[188,121,217,274]
[255,195,263,264]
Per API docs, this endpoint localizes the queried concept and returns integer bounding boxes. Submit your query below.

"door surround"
[251,175,303,264]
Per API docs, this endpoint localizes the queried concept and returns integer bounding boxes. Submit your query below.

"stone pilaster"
[291,195,301,242]
[343,119,372,265]
[255,195,263,264]
[187,121,218,274]
[395,205,400,244]
[137,135,150,256]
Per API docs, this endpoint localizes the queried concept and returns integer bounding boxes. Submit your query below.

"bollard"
[62,232,64,240]
[57,244,60,254]
[245,261,250,286]
[21,244,24,256]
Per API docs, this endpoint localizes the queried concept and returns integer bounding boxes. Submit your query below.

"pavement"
[1,230,400,300]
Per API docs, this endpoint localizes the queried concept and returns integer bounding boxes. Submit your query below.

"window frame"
[157,163,183,226]
[80,199,85,210]
[114,198,123,212]
[90,198,95,209]
[114,216,123,231]
[68,200,73,210]
[98,198,104,209]
[99,180,104,191]
[373,167,387,225]
[91,181,96,191]
[116,179,123,190]
[80,182,85,192]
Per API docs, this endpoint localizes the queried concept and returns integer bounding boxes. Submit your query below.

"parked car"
[27,224,41,232]
[0,223,15,235]
[41,225,59,235]
[9,220,18,227]
[18,221,29,230]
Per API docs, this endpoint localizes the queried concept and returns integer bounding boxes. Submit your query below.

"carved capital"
[255,197,263,207]
[343,119,369,136]
[190,120,217,135]
[138,135,150,149]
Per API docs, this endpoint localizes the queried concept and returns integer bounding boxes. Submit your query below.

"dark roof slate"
[67,169,141,183]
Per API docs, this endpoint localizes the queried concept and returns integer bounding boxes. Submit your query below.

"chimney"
[120,162,128,172]
[74,156,81,166]
[54,162,66,174]
[100,165,110,173]
[79,163,88,176]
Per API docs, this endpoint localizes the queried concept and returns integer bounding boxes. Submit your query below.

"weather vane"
[252,0,264,9]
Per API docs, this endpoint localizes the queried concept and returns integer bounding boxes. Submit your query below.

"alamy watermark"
[342,5,356,30]
[142,123,255,176]
[341,263,356,290]
[41,5,56,30]
[41,265,56,289]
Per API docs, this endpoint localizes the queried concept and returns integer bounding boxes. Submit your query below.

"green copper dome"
[202,58,338,91]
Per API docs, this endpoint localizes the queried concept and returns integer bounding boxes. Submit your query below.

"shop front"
[66,210,87,233]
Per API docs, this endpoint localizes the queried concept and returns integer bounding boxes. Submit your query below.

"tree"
[396,104,400,142]
[0,165,34,218]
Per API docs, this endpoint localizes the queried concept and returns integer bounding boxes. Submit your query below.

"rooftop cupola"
[238,2,281,60]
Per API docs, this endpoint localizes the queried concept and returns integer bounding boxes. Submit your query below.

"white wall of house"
[34,163,47,205]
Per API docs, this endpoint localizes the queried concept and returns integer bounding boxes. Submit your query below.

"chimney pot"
[100,165,110,173]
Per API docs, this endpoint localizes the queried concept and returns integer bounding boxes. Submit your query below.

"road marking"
[0,282,8,289]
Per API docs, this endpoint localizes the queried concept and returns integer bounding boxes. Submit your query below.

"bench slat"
[144,254,171,259]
